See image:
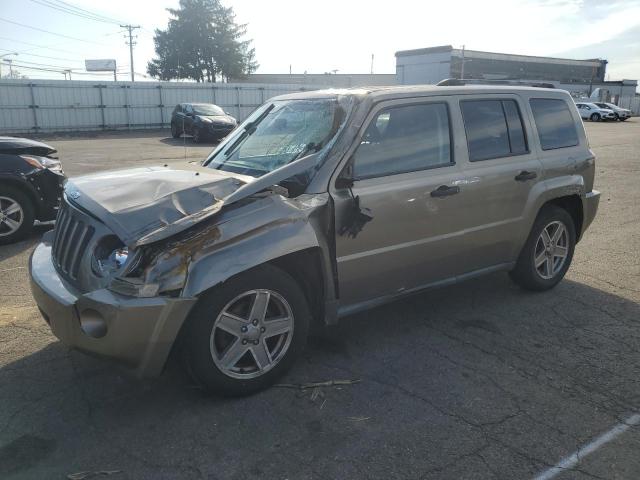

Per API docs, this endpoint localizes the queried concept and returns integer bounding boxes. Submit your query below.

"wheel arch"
[0,176,41,216]
[544,194,584,241]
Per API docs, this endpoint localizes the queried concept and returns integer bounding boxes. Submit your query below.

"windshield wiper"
[290,142,322,163]
[223,103,275,158]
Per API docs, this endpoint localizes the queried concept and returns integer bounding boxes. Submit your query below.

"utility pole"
[370,53,374,74]
[460,45,466,80]
[65,69,72,80]
[121,24,140,82]
[0,53,18,78]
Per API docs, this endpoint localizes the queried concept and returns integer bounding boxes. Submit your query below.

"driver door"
[333,98,469,309]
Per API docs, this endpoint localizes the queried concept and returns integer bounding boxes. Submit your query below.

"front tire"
[509,205,576,291]
[182,265,311,396]
[0,186,35,245]
[170,122,180,138]
[590,113,601,122]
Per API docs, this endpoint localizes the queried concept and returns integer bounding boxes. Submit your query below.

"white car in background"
[575,102,616,122]
[594,102,632,121]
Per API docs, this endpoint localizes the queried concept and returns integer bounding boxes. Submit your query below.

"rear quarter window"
[529,98,579,150]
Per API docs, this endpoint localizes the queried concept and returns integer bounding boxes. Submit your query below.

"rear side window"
[529,98,579,150]
[461,100,528,161]
[353,103,452,179]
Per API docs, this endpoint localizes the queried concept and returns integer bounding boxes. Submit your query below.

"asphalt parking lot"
[1,120,639,480]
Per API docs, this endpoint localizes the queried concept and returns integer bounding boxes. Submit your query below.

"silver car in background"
[575,102,616,121]
[30,86,600,396]
[594,102,632,121]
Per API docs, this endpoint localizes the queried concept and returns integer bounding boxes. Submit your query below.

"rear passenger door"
[452,95,544,273]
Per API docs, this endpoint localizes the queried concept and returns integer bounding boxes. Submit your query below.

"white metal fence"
[0,79,323,134]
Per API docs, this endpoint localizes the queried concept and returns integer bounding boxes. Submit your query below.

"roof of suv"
[273,84,568,102]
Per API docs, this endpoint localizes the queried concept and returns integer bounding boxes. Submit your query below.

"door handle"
[430,185,460,198]
[515,170,537,182]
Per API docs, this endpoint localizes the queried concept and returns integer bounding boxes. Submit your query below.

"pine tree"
[147,0,258,82]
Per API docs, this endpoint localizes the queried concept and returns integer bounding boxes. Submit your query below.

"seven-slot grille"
[52,201,95,280]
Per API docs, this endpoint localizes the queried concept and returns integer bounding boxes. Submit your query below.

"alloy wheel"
[210,289,294,379]
[534,220,569,280]
[0,196,24,237]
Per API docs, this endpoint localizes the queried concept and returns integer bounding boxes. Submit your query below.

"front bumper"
[206,123,235,138]
[581,190,600,237]
[29,236,196,377]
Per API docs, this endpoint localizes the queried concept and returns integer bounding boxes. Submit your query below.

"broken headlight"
[106,244,188,298]
[91,236,137,277]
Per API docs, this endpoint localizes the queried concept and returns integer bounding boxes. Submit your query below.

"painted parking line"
[533,413,640,480]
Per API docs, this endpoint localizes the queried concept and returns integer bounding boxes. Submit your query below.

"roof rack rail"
[436,78,556,88]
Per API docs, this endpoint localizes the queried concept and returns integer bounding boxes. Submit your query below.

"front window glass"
[205,99,346,177]
[193,104,224,116]
[353,103,452,179]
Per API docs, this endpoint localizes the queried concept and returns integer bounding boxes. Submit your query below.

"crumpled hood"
[0,136,57,156]
[64,150,323,248]
[66,165,253,247]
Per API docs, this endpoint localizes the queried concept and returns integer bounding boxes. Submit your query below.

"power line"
[3,58,77,69]
[0,48,83,63]
[28,0,126,25]
[0,35,83,55]
[50,0,125,23]
[0,16,111,46]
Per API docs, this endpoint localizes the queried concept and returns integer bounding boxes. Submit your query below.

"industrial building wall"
[0,79,323,134]
[396,50,452,85]
[560,82,639,113]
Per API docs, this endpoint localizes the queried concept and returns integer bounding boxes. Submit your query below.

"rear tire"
[509,205,575,291]
[182,264,311,396]
[0,185,35,245]
[590,113,601,122]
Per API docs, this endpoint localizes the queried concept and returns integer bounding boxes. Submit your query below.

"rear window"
[460,99,528,161]
[529,98,579,150]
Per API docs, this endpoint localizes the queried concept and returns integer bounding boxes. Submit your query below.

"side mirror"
[336,160,355,190]
[335,176,354,190]
[186,112,194,117]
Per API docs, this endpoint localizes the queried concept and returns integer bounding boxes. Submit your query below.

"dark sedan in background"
[0,137,65,244]
[171,103,237,143]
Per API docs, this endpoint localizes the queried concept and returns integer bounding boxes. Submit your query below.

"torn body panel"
[131,192,338,320]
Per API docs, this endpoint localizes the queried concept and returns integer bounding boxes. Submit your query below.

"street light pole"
[0,52,18,78]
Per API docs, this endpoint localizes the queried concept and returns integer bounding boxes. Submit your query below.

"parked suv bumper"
[581,190,600,237]
[29,236,196,377]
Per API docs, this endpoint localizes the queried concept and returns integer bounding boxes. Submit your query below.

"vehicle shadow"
[158,137,221,147]
[1,274,639,479]
[0,225,53,261]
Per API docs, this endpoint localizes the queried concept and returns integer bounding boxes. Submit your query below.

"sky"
[0,0,639,83]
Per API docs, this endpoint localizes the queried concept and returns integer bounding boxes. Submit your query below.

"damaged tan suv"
[30,85,600,395]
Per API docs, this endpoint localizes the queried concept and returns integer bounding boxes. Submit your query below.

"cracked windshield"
[205,99,345,177]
